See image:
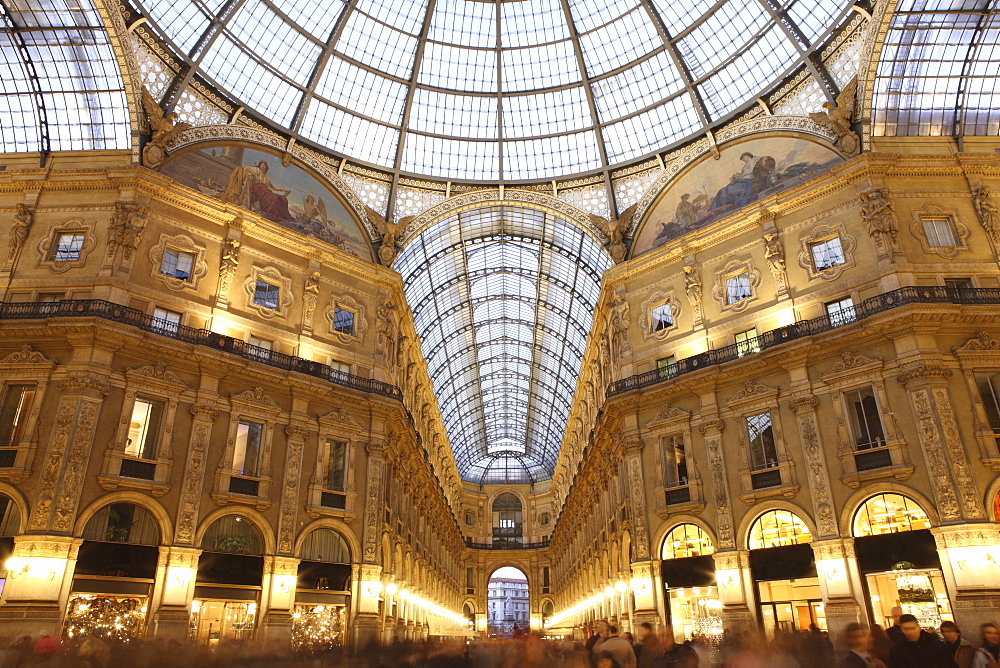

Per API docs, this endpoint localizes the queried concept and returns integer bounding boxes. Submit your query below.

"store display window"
[291,604,346,650]
[189,600,257,644]
[853,494,930,536]
[748,510,810,549]
[661,524,714,560]
[669,586,723,641]
[757,579,826,638]
[64,594,148,641]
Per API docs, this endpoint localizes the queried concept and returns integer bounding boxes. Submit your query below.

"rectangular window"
[253,280,280,309]
[0,384,37,448]
[650,303,673,332]
[466,567,475,594]
[51,232,85,261]
[735,328,759,357]
[152,307,181,335]
[660,434,688,485]
[845,387,886,449]
[726,272,752,304]
[540,512,549,525]
[333,307,355,336]
[810,237,845,270]
[746,412,777,469]
[826,297,856,327]
[657,355,676,379]
[465,512,473,526]
[327,439,347,491]
[125,397,164,460]
[975,373,1000,444]
[542,566,550,593]
[160,247,196,280]
[922,217,957,247]
[234,420,263,478]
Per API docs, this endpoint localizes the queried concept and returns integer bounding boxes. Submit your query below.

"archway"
[492,493,523,547]
[292,528,352,651]
[487,566,529,638]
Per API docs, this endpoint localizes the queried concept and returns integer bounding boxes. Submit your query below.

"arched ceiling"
[395,205,611,485]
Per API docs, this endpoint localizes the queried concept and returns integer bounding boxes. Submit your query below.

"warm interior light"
[385,582,398,596]
[614,580,627,592]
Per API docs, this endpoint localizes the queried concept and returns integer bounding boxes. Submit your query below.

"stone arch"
[293,518,361,563]
[737,500,818,551]
[485,560,532,586]
[652,515,720,558]
[398,189,609,249]
[985,475,1000,523]
[0,482,30,535]
[838,483,940,538]
[73,491,173,545]
[195,506,276,555]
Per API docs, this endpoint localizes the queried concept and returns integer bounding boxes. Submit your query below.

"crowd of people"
[1,611,998,668]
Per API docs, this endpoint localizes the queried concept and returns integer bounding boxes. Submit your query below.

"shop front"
[660,524,723,643]
[0,494,22,598]
[852,493,952,629]
[191,515,265,644]
[63,502,160,641]
[747,510,823,638]
[292,528,352,651]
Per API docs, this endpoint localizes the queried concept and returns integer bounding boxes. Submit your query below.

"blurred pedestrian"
[839,623,886,668]
[887,614,957,668]
[941,621,975,668]
[974,623,1000,668]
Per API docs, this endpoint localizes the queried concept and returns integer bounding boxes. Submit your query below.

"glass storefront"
[291,604,346,651]
[63,594,149,641]
[757,578,826,638]
[189,600,257,643]
[867,568,952,629]
[669,586,723,641]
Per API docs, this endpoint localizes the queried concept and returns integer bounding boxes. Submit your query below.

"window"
[540,512,549,526]
[542,567,550,593]
[650,302,673,332]
[661,523,714,559]
[466,568,475,594]
[734,328,759,357]
[465,512,473,526]
[492,492,522,546]
[826,297,856,327]
[810,237,845,270]
[975,373,1000,443]
[125,397,164,460]
[160,247,196,280]
[845,387,885,449]
[333,307,355,336]
[50,232,85,261]
[945,277,973,290]
[151,307,181,336]
[660,434,688,486]
[725,272,752,304]
[746,412,777,470]
[253,280,280,310]
[234,420,263,478]
[922,217,957,247]
[0,384,36,448]
[247,335,273,362]
[657,355,676,379]
[327,439,346,491]
[853,493,930,537]
[748,510,810,549]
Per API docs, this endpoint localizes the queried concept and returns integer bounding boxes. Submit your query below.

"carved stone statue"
[683,263,704,326]
[809,78,859,155]
[216,238,241,306]
[302,271,321,332]
[140,87,192,169]
[591,204,636,264]
[974,186,1000,244]
[7,203,32,263]
[376,294,398,364]
[108,202,147,252]
[859,188,900,260]
[609,291,631,365]
[763,231,787,296]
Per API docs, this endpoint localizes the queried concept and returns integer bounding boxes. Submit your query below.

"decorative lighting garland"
[291,604,345,651]
[63,595,147,641]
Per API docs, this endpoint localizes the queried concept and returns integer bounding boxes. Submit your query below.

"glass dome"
[135,0,854,181]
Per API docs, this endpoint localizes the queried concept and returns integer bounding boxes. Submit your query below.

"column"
[353,436,387,647]
[811,539,865,639]
[712,551,756,632]
[260,555,300,642]
[150,546,201,639]
[932,524,1000,634]
[621,433,660,627]
[0,536,81,636]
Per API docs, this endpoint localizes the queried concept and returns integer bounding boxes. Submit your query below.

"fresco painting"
[632,136,843,257]
[161,145,372,261]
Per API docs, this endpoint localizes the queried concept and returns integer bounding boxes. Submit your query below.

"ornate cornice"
[125,362,187,387]
[58,375,112,395]
[0,345,56,366]
[897,364,954,385]
[952,331,1000,354]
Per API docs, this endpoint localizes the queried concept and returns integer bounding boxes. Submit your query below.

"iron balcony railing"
[0,299,403,401]
[609,286,1000,397]
[465,539,551,550]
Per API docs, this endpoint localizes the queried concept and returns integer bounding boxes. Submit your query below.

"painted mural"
[632,136,843,257]
[161,145,372,261]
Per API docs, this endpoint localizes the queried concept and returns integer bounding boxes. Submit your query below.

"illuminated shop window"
[661,523,714,560]
[748,510,810,550]
[852,493,930,537]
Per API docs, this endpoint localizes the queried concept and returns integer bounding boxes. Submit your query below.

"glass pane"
[125,398,164,460]
[0,384,36,448]
[234,420,263,477]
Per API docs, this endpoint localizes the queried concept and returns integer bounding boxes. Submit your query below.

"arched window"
[853,493,930,537]
[82,503,160,545]
[298,528,351,564]
[201,515,265,555]
[661,524,714,560]
[748,510,810,550]
[492,493,522,547]
[0,494,21,536]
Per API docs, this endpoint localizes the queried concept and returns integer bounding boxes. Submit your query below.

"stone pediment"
[952,331,1000,354]
[644,405,691,428]
[318,407,364,431]
[230,386,281,411]
[727,380,779,406]
[125,362,187,388]
[0,345,57,366]
[820,351,883,382]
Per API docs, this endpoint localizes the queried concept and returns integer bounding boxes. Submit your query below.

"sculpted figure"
[7,203,31,262]
[809,78,860,155]
[763,231,786,277]
[974,186,1000,243]
[140,86,192,168]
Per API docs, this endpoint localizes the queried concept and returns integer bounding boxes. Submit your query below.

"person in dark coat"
[887,614,957,668]
[839,623,886,668]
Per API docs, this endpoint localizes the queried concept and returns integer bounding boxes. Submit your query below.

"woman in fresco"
[710,152,776,210]
[223,160,296,224]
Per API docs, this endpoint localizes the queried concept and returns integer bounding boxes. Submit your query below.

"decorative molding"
[58,376,112,396]
[896,365,954,386]
[728,380,779,406]
[787,395,819,413]
[230,387,281,411]
[324,293,369,344]
[712,256,761,314]
[125,362,187,388]
[243,265,293,320]
[908,388,962,522]
[952,332,1000,354]
[35,218,97,273]
[0,345,56,365]
[859,188,903,262]
[821,351,882,381]
[797,223,857,281]
[318,407,364,431]
[909,203,969,259]
[645,405,691,428]
[148,232,209,291]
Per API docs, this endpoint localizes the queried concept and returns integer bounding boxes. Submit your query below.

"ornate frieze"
[175,405,219,544]
[908,388,961,522]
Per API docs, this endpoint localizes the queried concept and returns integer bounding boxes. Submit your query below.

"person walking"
[973,623,1000,668]
[839,623,886,668]
[940,621,975,668]
[887,614,957,668]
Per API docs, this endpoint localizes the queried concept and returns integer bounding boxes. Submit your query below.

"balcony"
[609,286,1000,397]
[465,539,551,550]
[0,299,403,400]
